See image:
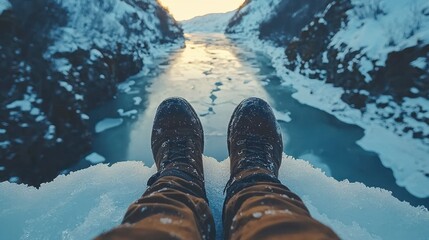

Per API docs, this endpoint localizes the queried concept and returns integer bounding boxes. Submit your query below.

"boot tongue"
[155,137,204,176]
[231,135,281,177]
[152,128,203,157]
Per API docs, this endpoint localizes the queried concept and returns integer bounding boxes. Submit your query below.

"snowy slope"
[227,0,282,35]
[330,0,429,71]
[181,11,235,33]
[0,0,183,186]
[1,156,428,240]
[46,0,183,66]
[226,0,429,198]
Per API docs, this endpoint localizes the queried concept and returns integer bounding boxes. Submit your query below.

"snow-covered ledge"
[1,155,428,240]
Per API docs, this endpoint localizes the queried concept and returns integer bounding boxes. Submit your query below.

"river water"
[70,33,429,208]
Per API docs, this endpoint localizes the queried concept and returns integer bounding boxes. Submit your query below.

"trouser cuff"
[147,168,209,202]
[224,172,281,204]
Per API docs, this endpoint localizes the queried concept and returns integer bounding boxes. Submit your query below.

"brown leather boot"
[150,97,205,188]
[226,97,283,193]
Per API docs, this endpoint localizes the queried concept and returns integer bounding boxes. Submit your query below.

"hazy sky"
[158,0,245,21]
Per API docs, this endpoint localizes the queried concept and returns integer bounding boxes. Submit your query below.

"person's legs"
[223,97,339,240]
[96,98,215,240]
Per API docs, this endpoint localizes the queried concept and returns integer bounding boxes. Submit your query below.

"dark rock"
[0,0,183,186]
[341,91,368,110]
[258,0,331,45]
[413,131,424,139]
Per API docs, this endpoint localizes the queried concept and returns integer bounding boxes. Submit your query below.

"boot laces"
[158,138,199,171]
[233,136,278,175]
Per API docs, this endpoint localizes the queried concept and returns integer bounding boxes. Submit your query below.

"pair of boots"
[97,97,339,240]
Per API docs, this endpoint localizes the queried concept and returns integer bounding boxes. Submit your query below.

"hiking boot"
[151,97,205,180]
[227,97,283,179]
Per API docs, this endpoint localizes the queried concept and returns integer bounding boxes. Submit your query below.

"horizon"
[158,0,245,21]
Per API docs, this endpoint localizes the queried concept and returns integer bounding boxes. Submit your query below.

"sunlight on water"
[127,34,273,161]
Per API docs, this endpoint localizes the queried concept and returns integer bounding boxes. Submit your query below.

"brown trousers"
[96,169,339,240]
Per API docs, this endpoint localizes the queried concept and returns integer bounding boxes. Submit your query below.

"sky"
[158,0,245,21]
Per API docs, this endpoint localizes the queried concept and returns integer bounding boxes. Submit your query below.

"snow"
[54,58,72,75]
[44,125,56,140]
[181,11,236,33]
[85,153,106,164]
[226,0,429,198]
[81,114,90,120]
[46,0,184,75]
[8,177,19,183]
[95,118,124,133]
[75,94,84,101]
[411,57,428,70]
[330,0,429,70]
[35,115,45,122]
[59,81,73,92]
[273,109,292,123]
[133,96,143,105]
[0,0,11,15]
[118,80,136,93]
[0,155,428,240]
[30,108,40,116]
[410,87,420,94]
[6,100,32,111]
[118,109,138,118]
[225,37,429,197]
[6,93,40,112]
[357,124,429,198]
[227,0,282,35]
[89,49,103,61]
[275,65,429,198]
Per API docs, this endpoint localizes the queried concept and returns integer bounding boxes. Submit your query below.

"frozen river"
[71,34,429,208]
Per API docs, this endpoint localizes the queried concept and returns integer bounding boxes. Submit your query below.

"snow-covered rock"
[227,0,330,43]
[226,0,429,198]
[0,156,428,240]
[0,0,183,186]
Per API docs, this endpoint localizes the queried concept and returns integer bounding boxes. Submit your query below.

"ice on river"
[95,118,124,133]
[0,156,428,240]
[85,152,106,164]
[273,109,292,123]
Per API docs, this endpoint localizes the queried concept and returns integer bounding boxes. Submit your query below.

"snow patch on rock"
[331,0,429,69]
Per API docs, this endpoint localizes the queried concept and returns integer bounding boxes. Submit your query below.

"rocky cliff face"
[284,0,429,142]
[227,0,330,41]
[0,0,183,186]
[227,0,429,143]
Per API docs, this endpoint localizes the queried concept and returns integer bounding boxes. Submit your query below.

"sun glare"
[158,0,245,21]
